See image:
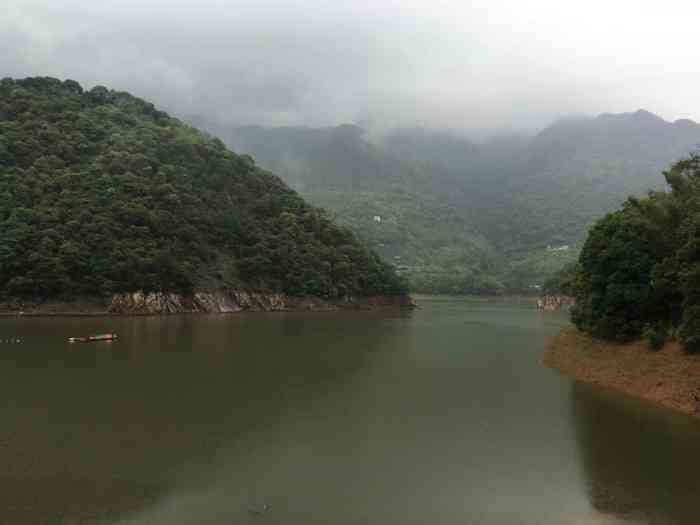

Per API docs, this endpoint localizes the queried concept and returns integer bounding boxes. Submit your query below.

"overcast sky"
[3,0,699,137]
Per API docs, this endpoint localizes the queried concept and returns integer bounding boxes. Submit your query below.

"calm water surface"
[1,298,699,524]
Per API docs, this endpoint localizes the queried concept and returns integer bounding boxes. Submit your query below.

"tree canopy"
[0,77,407,300]
[571,152,700,351]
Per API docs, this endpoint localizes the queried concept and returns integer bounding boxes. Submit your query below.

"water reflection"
[571,382,700,525]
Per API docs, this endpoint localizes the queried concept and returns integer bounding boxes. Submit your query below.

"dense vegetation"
[204,123,504,294]
[200,113,700,295]
[0,77,407,301]
[571,153,700,352]
[201,124,543,293]
[542,261,577,296]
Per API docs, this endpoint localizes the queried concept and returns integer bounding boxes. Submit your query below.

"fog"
[3,0,700,136]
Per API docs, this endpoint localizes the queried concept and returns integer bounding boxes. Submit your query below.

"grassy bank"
[544,328,700,419]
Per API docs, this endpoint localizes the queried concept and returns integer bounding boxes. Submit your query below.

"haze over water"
[1,298,699,524]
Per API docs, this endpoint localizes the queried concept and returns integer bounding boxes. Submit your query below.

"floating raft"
[68,333,118,343]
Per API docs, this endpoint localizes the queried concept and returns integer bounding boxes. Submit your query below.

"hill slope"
[0,77,407,309]
[490,110,700,254]
[195,110,700,295]
[380,114,700,288]
[202,122,505,294]
[381,113,700,254]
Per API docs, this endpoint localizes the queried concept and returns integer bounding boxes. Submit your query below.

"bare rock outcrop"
[536,295,575,311]
[108,290,416,315]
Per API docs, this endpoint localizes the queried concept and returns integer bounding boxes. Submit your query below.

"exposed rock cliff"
[0,291,415,316]
[536,295,575,311]
[109,291,284,314]
[104,290,416,315]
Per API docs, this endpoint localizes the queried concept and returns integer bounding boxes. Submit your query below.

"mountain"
[204,122,505,294]
[491,110,700,254]
[196,122,450,195]
[381,112,700,253]
[193,110,700,294]
[0,77,408,310]
[379,111,700,283]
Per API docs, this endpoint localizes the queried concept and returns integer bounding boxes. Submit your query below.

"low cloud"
[3,0,700,137]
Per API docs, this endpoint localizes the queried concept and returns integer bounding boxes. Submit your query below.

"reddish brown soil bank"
[544,328,700,419]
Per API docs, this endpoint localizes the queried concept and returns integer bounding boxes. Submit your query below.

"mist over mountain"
[197,119,504,293]
[493,110,700,252]
[193,109,700,293]
[6,2,700,138]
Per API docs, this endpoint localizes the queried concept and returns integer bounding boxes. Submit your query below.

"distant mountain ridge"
[495,109,700,253]
[379,109,700,253]
[192,109,700,293]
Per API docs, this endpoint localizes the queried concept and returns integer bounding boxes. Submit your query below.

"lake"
[1,297,699,524]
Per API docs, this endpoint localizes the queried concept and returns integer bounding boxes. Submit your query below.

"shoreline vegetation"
[545,328,700,419]
[542,153,700,420]
[567,153,700,353]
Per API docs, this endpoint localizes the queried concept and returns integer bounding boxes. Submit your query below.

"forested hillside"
[200,112,700,294]
[0,77,407,302]
[486,111,700,255]
[207,122,506,294]
[381,112,700,256]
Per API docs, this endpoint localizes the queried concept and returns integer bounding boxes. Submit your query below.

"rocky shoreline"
[0,290,416,316]
[536,295,575,311]
[544,328,700,419]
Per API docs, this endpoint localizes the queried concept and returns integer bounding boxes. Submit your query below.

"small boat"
[68,333,118,343]
[248,504,270,516]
